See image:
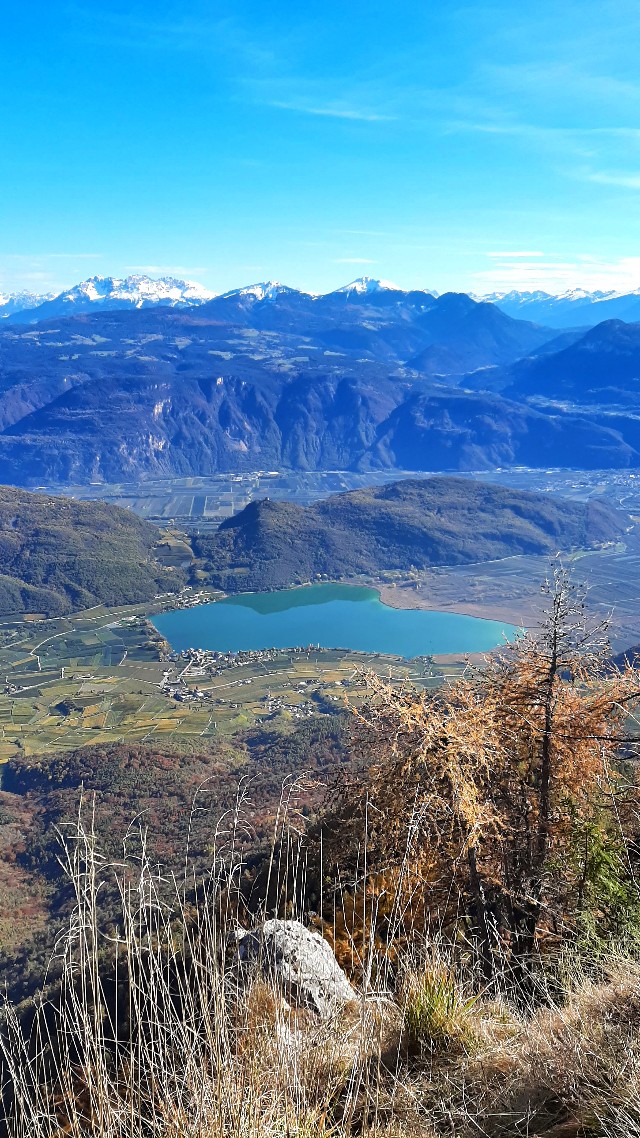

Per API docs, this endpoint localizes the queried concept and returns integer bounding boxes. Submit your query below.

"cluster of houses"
[159,672,209,703]
[261,694,316,720]
[154,587,212,610]
[169,644,319,677]
[155,644,352,721]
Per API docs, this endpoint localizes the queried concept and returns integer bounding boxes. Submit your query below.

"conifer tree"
[325,568,640,985]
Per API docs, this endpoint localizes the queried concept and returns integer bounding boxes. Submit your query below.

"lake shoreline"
[373,581,528,626]
[152,583,518,660]
[260,577,527,627]
[213,577,527,627]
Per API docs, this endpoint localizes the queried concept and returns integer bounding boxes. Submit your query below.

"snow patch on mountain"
[474,286,640,328]
[219,281,305,302]
[478,287,640,306]
[55,275,216,307]
[334,276,402,295]
[0,290,55,318]
[2,275,218,324]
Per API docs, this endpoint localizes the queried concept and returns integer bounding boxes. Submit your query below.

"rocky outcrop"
[231,919,356,1019]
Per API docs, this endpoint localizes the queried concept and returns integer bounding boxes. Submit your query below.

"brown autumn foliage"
[322,569,640,984]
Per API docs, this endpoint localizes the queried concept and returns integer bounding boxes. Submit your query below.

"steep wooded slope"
[0,486,180,616]
[194,477,626,592]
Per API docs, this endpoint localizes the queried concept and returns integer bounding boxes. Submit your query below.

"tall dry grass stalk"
[0,785,412,1138]
[3,780,640,1138]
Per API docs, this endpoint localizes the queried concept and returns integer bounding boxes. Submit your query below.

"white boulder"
[233,918,356,1019]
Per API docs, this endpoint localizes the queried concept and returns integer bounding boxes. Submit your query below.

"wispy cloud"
[484,59,640,108]
[0,252,107,293]
[67,7,277,69]
[0,253,101,260]
[585,170,640,189]
[472,253,640,294]
[126,264,208,278]
[335,229,396,238]
[269,100,394,122]
[487,250,545,258]
[333,257,377,265]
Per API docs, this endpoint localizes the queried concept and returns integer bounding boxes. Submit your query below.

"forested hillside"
[194,476,626,592]
[0,486,181,616]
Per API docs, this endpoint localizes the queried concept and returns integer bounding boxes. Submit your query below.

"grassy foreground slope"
[0,485,181,617]
[195,476,626,592]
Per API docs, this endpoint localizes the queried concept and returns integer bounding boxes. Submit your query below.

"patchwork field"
[0,598,437,765]
[37,467,640,532]
[37,471,421,530]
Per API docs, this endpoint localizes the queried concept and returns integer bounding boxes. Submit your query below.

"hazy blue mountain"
[13,271,640,335]
[502,320,640,408]
[0,302,633,484]
[0,290,55,320]
[484,288,640,328]
[406,293,551,373]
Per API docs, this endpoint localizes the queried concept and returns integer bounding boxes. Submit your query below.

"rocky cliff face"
[0,300,636,484]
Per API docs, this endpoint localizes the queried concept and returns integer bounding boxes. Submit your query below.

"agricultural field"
[378,534,640,651]
[37,471,428,530]
[36,467,640,533]
[0,599,438,767]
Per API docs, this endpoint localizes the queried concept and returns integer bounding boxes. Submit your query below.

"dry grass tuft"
[2,797,640,1137]
[400,962,480,1058]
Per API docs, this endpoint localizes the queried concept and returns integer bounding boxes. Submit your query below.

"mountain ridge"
[493,319,640,410]
[7,271,640,329]
[194,476,627,593]
[3,274,216,323]
[0,302,631,485]
[481,287,640,328]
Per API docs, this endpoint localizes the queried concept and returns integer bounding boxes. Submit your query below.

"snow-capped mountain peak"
[220,281,302,301]
[2,275,217,323]
[334,276,402,295]
[477,286,640,329]
[58,274,216,307]
[0,289,56,318]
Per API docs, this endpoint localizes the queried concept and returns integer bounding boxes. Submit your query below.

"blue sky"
[3,0,640,296]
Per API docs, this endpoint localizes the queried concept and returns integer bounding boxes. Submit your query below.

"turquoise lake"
[151,584,518,658]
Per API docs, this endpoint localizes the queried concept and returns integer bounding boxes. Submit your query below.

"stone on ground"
[233,918,356,1018]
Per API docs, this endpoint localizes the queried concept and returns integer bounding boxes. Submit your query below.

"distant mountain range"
[0,275,427,322]
[195,476,626,593]
[1,276,640,484]
[1,289,623,486]
[479,288,640,328]
[0,289,57,317]
[0,275,216,323]
[6,273,640,330]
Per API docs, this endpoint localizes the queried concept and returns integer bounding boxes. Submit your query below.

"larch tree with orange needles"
[323,568,640,986]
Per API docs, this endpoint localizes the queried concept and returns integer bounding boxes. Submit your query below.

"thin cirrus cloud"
[0,253,105,292]
[126,265,209,277]
[333,257,377,265]
[586,171,640,189]
[0,253,101,261]
[268,100,395,122]
[68,7,278,69]
[487,251,545,258]
[472,254,640,293]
